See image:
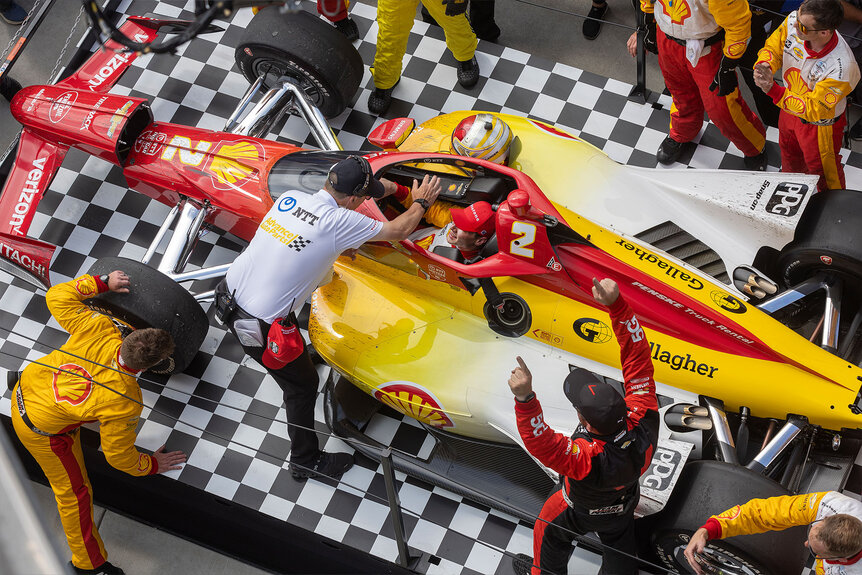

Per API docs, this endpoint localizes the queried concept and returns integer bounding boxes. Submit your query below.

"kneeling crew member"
[11,271,185,575]
[509,278,659,575]
[685,490,862,574]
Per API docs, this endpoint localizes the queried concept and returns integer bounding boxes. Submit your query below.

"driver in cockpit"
[379,113,511,261]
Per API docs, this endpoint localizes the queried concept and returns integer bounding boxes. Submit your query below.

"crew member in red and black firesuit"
[509,278,659,575]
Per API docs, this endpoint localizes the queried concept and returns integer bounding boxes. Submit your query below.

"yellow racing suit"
[756,12,860,190]
[11,274,157,570]
[373,0,477,90]
[702,491,862,574]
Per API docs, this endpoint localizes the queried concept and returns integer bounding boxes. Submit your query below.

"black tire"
[235,8,363,118]
[85,257,208,374]
[778,189,862,287]
[651,460,807,575]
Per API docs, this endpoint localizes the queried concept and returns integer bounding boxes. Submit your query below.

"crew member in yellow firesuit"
[684,491,862,574]
[753,0,860,191]
[369,0,480,115]
[10,271,186,575]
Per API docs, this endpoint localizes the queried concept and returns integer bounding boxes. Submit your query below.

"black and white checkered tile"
[1,1,860,574]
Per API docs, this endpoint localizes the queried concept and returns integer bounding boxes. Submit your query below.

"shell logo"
[726,41,747,58]
[824,92,838,106]
[783,95,807,116]
[74,277,96,296]
[659,0,691,25]
[374,382,454,428]
[207,140,265,191]
[52,364,94,406]
[783,70,810,115]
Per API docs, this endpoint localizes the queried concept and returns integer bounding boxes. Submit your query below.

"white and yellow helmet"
[451,113,513,165]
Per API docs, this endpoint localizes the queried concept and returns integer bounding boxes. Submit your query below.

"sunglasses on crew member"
[796,20,828,34]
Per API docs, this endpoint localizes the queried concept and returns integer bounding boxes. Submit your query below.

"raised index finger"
[516,356,528,371]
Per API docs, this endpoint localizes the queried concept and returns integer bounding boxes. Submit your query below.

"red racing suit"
[11,274,157,570]
[641,0,766,156]
[516,295,659,575]
[756,12,860,191]
[701,491,862,574]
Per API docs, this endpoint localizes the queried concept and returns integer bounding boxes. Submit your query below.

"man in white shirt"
[221,155,440,481]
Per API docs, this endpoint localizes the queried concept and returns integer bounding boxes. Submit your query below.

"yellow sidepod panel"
[310,253,558,440]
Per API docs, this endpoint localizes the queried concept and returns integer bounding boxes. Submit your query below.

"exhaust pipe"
[702,397,739,465]
[746,416,808,474]
[664,412,713,430]
[733,267,778,300]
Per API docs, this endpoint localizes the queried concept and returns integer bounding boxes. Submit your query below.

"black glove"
[443,0,468,16]
[710,55,739,96]
[642,13,658,55]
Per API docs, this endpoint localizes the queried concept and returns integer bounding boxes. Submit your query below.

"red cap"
[450,201,495,236]
[262,319,304,370]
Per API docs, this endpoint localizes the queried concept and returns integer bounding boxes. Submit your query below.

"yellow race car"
[303,113,862,574]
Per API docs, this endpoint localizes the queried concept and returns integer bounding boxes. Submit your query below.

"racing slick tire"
[85,257,208,374]
[650,460,806,575]
[236,7,363,118]
[778,189,862,287]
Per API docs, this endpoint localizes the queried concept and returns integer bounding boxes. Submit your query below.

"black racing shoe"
[368,86,394,115]
[512,553,534,575]
[70,561,125,575]
[456,56,480,89]
[582,2,608,40]
[656,136,685,165]
[851,117,862,141]
[0,75,22,102]
[290,451,354,482]
[743,149,768,171]
[333,17,359,42]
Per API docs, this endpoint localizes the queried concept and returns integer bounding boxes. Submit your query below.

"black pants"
[533,488,638,575]
[225,306,321,466]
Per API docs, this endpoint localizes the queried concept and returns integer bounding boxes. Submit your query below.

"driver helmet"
[451,113,513,165]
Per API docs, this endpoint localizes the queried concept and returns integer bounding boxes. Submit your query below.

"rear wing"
[58,15,219,93]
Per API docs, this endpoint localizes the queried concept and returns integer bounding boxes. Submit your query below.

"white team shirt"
[225,190,381,324]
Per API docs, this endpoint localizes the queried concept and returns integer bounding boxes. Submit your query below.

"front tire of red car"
[235,8,363,118]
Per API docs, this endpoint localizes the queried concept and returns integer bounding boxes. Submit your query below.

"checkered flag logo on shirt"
[290,236,311,252]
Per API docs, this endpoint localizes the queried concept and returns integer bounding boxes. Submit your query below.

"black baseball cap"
[563,368,627,435]
[327,156,386,199]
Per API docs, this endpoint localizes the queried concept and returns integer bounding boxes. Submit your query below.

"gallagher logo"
[52,364,93,406]
[374,382,454,428]
[573,318,612,343]
[710,291,747,314]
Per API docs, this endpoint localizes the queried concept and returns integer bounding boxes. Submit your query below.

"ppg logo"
[277,196,297,212]
[642,447,681,490]
[766,183,808,216]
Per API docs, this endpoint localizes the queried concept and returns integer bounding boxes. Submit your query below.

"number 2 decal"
[510,221,536,258]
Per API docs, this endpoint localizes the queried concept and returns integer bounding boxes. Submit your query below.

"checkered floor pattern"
[1,1,860,573]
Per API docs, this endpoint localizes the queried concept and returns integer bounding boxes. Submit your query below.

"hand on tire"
[683,527,710,575]
[107,270,130,293]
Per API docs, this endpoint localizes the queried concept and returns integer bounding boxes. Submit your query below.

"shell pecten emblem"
[52,363,94,406]
[375,382,454,428]
[208,140,265,190]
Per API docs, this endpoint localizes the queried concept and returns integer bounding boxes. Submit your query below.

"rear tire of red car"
[85,257,208,374]
[778,189,862,287]
[649,460,806,575]
[235,8,363,118]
